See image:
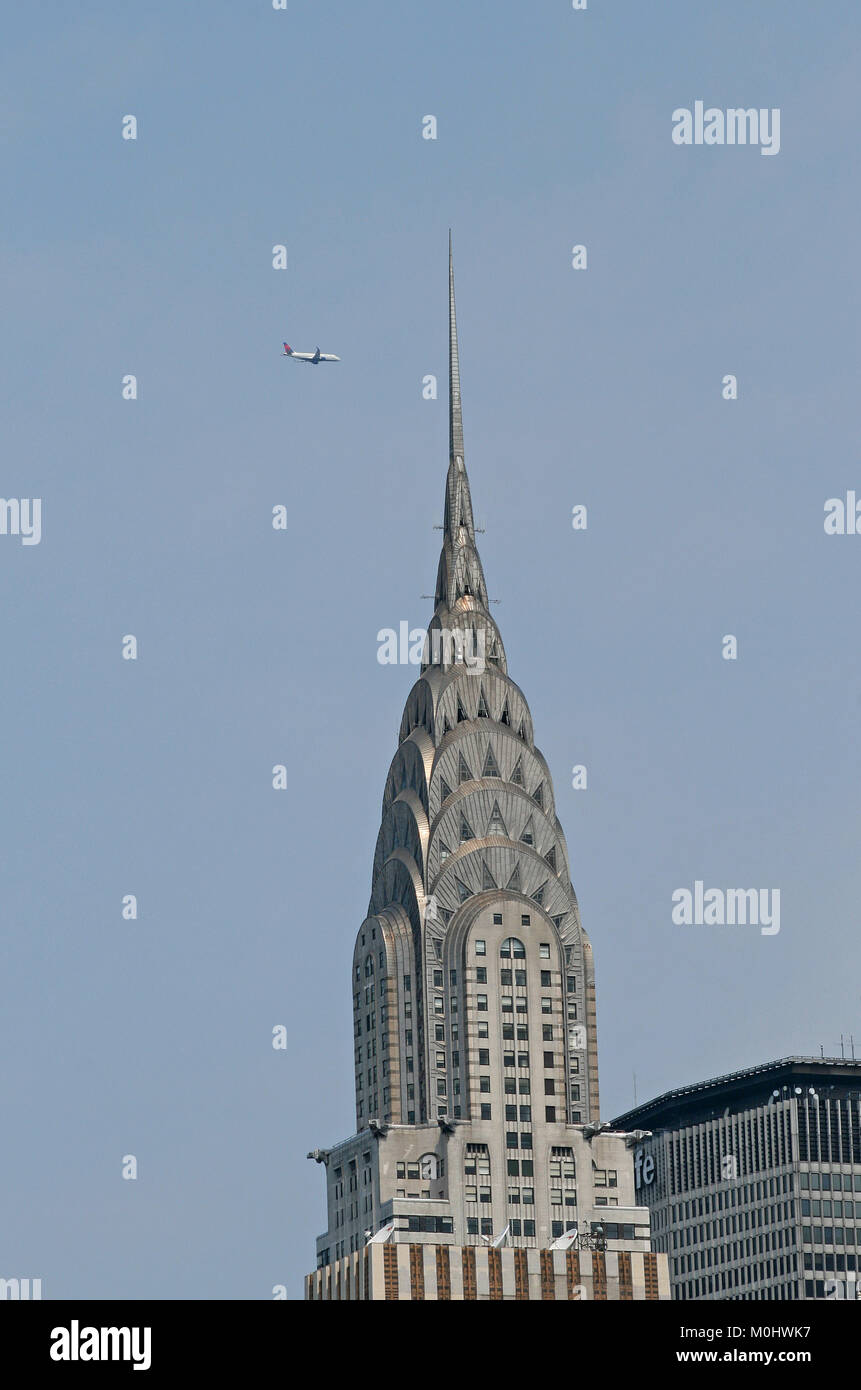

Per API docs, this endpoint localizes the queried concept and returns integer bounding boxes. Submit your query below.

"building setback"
[304,241,669,1300]
[612,1056,861,1301]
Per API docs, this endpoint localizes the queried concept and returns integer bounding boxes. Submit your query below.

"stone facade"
[311,1120,656,1271]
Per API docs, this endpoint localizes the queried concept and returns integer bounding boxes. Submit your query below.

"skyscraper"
[305,242,668,1301]
[613,1056,861,1300]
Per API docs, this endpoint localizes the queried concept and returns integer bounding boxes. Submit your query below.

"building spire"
[449,230,464,462]
[437,235,484,609]
[429,236,506,678]
[442,235,476,548]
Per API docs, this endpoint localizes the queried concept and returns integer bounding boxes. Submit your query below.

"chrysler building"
[305,242,668,1301]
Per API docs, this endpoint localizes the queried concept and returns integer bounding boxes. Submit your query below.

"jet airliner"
[282,342,340,365]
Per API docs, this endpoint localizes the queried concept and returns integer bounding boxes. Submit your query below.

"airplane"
[282,342,340,365]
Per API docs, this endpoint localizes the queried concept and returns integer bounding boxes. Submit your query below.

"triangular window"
[544,846,557,872]
[551,914,566,931]
[440,908,454,925]
[456,696,468,724]
[458,754,473,784]
[460,812,474,843]
[510,757,524,787]
[487,802,508,837]
[440,777,453,803]
[455,878,472,903]
[438,840,451,864]
[506,864,522,892]
[500,701,511,727]
[443,715,452,736]
[517,720,528,741]
[532,782,544,810]
[520,817,535,847]
[477,687,489,718]
[481,862,497,891]
[482,746,501,778]
[532,882,547,906]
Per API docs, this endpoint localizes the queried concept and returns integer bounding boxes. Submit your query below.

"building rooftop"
[612,1055,861,1132]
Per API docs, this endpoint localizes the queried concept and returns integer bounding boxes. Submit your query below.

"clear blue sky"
[2,0,860,1298]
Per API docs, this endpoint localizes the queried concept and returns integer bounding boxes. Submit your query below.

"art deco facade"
[305,242,669,1300]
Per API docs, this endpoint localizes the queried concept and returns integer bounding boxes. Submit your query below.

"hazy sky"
[2,0,860,1298]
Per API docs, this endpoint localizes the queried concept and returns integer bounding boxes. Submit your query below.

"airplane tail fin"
[282,342,293,355]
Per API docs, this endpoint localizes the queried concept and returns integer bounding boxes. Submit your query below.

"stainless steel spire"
[434,237,495,634]
[449,230,464,463]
